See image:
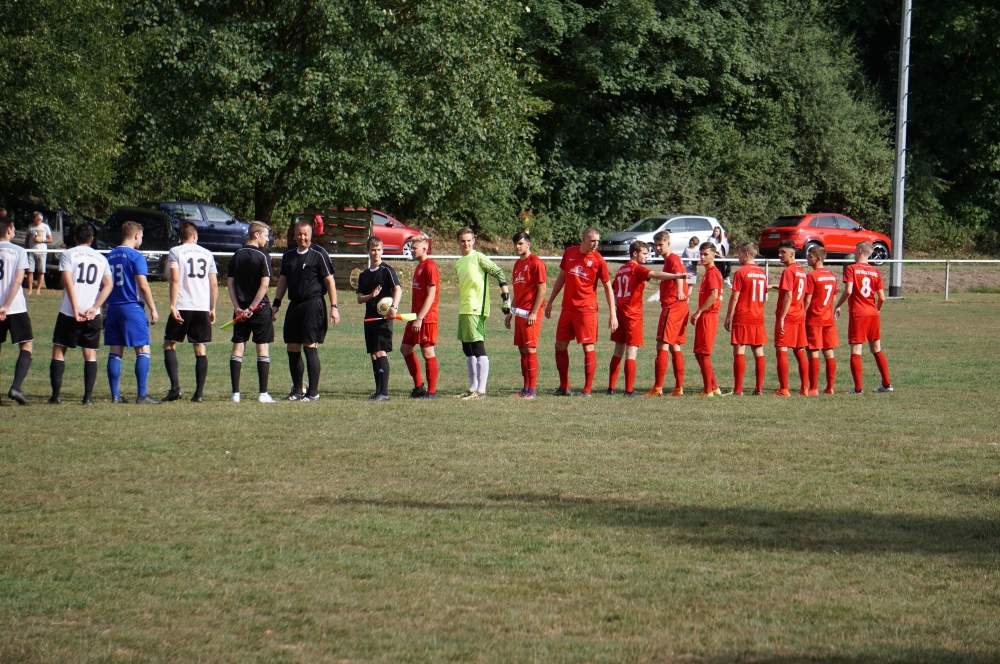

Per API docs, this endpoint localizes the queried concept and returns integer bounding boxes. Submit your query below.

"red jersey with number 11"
[805,268,837,326]
[612,260,652,321]
[731,264,767,326]
[844,263,883,316]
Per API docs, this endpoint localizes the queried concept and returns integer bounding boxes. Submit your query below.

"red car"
[331,208,429,258]
[758,213,891,261]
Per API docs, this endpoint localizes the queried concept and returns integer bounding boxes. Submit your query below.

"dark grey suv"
[139,201,249,252]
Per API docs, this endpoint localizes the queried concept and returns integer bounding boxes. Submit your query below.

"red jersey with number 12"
[559,246,610,312]
[805,268,837,326]
[844,263,883,316]
[512,253,547,311]
[777,263,807,323]
[410,258,440,324]
[612,260,652,321]
[731,264,767,326]
[659,253,689,306]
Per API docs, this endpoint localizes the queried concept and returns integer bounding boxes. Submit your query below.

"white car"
[597,215,729,259]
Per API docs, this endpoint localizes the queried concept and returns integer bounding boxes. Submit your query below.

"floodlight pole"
[889,0,913,297]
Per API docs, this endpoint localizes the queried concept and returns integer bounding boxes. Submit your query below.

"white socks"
[467,356,478,392]
[476,356,490,394]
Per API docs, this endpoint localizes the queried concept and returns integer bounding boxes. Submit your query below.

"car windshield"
[626,217,667,233]
[771,216,805,227]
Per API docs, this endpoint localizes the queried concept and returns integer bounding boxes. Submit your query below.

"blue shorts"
[104,304,151,347]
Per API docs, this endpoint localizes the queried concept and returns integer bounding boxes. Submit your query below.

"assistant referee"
[272,220,339,401]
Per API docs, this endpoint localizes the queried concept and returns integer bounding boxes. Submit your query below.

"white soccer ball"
[376,297,394,317]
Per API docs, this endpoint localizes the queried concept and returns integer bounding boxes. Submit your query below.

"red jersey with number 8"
[844,263,883,316]
[612,260,652,321]
[805,268,837,326]
[777,263,807,323]
[731,264,767,326]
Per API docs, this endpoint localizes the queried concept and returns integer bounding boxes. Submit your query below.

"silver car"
[598,215,729,258]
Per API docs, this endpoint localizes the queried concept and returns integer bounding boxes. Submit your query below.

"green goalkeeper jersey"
[456,251,507,316]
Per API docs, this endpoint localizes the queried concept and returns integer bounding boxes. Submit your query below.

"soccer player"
[544,227,616,397]
[455,228,510,400]
[227,221,275,403]
[163,221,218,402]
[803,246,839,395]
[400,235,439,399]
[505,231,546,399]
[772,240,808,397]
[105,220,161,404]
[690,242,723,397]
[49,223,112,404]
[607,241,686,396]
[0,217,33,405]
[646,230,690,397]
[834,241,892,394]
[724,242,767,396]
[274,220,340,402]
[26,211,52,295]
[357,236,401,401]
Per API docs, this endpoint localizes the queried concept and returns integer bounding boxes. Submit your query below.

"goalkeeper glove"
[500,291,511,315]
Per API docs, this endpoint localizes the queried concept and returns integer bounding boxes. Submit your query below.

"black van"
[97,207,179,280]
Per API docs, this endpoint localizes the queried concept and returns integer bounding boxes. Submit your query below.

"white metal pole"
[889,0,913,297]
[945,260,950,301]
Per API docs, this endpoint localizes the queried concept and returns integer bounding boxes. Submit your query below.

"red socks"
[520,354,529,389]
[825,357,836,392]
[583,350,596,394]
[556,350,570,390]
[527,353,538,389]
[425,356,438,394]
[696,354,715,392]
[850,354,863,391]
[776,350,789,391]
[874,351,891,386]
[672,351,685,389]
[733,354,746,393]
[624,359,636,393]
[653,350,668,390]
[794,349,808,391]
[608,355,622,390]
[754,355,766,393]
[808,356,821,393]
[404,352,422,387]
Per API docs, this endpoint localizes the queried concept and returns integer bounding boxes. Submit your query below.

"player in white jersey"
[49,224,113,404]
[163,221,218,402]
[0,217,34,405]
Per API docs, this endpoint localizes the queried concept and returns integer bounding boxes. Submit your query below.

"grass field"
[2,268,999,662]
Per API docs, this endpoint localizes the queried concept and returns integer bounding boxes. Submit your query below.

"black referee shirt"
[227,246,272,308]
[357,263,401,318]
[280,245,334,302]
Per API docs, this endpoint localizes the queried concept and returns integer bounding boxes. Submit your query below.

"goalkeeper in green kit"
[455,227,510,400]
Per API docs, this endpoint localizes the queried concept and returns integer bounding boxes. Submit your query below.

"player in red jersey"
[834,241,892,394]
[690,242,723,396]
[645,230,691,397]
[505,231,547,399]
[544,227,617,397]
[400,236,439,399]
[771,240,808,396]
[724,242,768,395]
[803,245,839,395]
[607,241,687,396]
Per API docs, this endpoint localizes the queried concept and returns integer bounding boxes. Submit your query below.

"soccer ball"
[376,297,394,317]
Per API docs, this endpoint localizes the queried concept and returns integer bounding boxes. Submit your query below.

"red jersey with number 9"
[777,263,807,323]
[731,264,768,326]
[805,268,837,326]
[844,263,883,316]
[612,260,652,321]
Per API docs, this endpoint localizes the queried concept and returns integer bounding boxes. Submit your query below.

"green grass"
[966,285,1000,294]
[1,275,999,662]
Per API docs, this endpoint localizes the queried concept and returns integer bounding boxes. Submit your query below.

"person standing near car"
[710,226,732,288]
[26,211,53,295]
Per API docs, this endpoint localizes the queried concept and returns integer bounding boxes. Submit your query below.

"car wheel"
[401,238,413,259]
[870,242,890,265]
[801,241,823,260]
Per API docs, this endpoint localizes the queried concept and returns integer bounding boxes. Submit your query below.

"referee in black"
[273,220,339,401]
[356,236,401,401]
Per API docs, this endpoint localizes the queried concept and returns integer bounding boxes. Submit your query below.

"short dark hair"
[178,221,197,241]
[73,223,94,244]
[808,245,827,260]
[777,240,797,251]
[699,241,717,253]
[0,218,13,235]
[457,227,475,240]
[366,235,383,250]
[512,231,531,244]
[629,240,649,257]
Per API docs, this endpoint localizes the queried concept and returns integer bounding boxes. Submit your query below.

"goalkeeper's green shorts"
[457,314,487,343]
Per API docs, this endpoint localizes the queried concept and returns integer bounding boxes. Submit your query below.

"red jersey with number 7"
[731,264,767,326]
[844,263,883,316]
[612,260,652,321]
[805,268,837,326]
[777,263,807,323]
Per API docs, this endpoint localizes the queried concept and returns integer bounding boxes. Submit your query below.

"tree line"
[1,0,995,251]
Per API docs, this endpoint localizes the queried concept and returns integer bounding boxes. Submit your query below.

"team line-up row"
[0,218,892,405]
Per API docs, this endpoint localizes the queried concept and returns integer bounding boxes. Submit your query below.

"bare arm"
[0,268,25,318]
[169,267,182,323]
[777,289,791,334]
[87,275,114,319]
[208,272,219,324]
[529,281,546,324]
[136,275,158,325]
[875,288,885,311]
[413,284,436,331]
[357,285,382,304]
[325,274,340,325]
[543,271,566,319]
[602,279,618,332]
[691,289,718,324]
[647,270,687,282]
[724,289,741,331]
[834,282,852,319]
[62,270,81,319]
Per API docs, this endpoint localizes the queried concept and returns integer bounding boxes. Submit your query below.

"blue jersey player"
[105,220,161,404]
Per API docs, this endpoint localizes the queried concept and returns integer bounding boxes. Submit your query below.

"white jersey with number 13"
[168,244,218,311]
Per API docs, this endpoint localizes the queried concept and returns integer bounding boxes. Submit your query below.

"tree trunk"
[253,181,278,225]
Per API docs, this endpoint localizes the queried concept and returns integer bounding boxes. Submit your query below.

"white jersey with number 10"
[59,245,112,316]
[168,243,218,312]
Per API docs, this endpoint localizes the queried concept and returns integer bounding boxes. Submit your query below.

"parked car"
[758,213,891,261]
[138,201,250,252]
[96,207,179,280]
[324,208,429,258]
[598,215,729,258]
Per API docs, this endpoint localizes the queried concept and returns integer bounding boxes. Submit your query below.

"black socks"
[194,355,208,396]
[230,356,243,392]
[83,360,97,399]
[164,349,180,391]
[303,346,321,397]
[257,356,270,394]
[287,351,303,395]
[377,355,390,396]
[12,349,31,391]
[50,359,65,398]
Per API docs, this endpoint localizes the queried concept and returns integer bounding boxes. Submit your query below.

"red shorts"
[693,312,718,355]
[848,314,880,345]
[556,309,598,344]
[401,321,437,347]
[513,315,542,348]
[730,324,767,347]
[806,324,838,350]
[656,304,688,346]
[774,320,807,349]
[610,314,644,347]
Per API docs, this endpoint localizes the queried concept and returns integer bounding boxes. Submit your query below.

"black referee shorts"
[165,310,212,344]
[231,303,275,345]
[0,312,33,345]
[53,312,102,349]
[364,319,393,354]
[283,298,328,345]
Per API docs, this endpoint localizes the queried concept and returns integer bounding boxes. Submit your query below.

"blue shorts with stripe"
[104,304,151,347]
